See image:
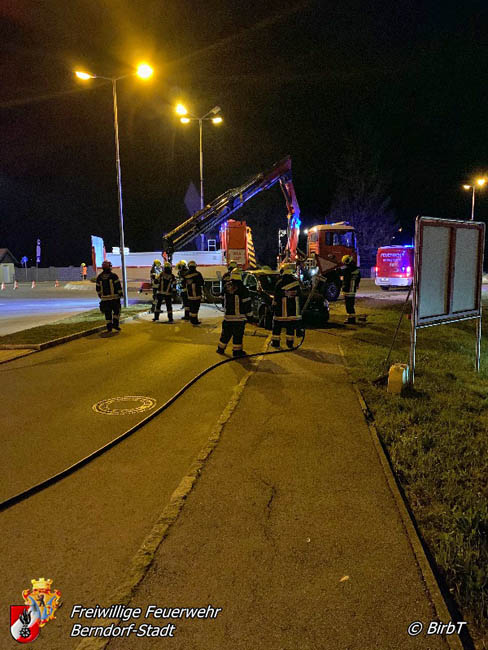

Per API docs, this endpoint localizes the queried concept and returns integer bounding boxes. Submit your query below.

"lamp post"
[75,64,153,307]
[176,104,223,210]
[463,178,486,221]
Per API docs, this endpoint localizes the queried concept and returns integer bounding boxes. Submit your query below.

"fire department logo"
[10,578,61,643]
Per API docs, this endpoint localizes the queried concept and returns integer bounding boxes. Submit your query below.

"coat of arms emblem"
[10,578,61,643]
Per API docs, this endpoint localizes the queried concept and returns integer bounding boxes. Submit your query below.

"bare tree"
[330,133,398,266]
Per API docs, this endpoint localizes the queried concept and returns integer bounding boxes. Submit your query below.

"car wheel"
[380,286,390,291]
[325,281,340,302]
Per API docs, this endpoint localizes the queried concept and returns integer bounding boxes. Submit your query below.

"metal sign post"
[409,216,485,385]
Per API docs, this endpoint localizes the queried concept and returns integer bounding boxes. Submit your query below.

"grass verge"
[0,304,149,346]
[328,296,488,647]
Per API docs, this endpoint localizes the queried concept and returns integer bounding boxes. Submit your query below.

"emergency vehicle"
[374,245,414,290]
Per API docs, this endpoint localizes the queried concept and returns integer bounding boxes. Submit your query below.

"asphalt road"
[0,284,102,335]
[1,313,265,650]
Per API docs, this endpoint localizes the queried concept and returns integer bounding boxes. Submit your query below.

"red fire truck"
[374,245,414,290]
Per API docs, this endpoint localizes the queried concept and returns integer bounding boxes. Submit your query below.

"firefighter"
[150,259,162,313]
[185,260,204,325]
[216,268,252,357]
[340,255,361,324]
[80,262,87,281]
[153,261,175,323]
[271,263,302,349]
[175,260,190,321]
[96,260,123,332]
[221,259,238,284]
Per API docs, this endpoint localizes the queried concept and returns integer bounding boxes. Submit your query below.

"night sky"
[1,0,487,266]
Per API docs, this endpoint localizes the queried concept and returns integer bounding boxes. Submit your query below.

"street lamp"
[75,63,154,307]
[176,104,223,210]
[463,178,486,221]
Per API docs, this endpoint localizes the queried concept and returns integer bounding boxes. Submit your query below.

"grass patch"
[0,304,149,346]
[330,297,488,644]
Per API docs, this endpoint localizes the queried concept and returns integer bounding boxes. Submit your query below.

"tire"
[380,286,390,291]
[325,281,340,302]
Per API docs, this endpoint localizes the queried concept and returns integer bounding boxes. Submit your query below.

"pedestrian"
[153,261,175,323]
[216,268,252,357]
[80,263,87,281]
[150,259,162,313]
[96,260,123,332]
[185,260,204,325]
[271,263,302,348]
[340,255,361,324]
[176,260,190,321]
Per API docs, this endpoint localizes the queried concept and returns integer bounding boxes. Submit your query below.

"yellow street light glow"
[75,71,94,80]
[136,63,153,79]
[477,178,486,187]
[212,116,223,124]
[176,104,188,116]
[180,117,191,124]
[463,184,471,190]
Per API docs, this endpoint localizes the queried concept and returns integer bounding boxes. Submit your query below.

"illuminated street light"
[75,63,153,307]
[176,105,223,210]
[463,177,487,221]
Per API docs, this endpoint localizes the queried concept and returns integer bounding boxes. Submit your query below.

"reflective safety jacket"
[96,271,123,301]
[185,270,204,301]
[177,268,188,295]
[223,281,252,321]
[156,271,175,296]
[273,276,302,321]
[340,264,361,297]
[150,265,162,289]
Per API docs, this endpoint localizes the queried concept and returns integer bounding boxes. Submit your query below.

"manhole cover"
[92,396,157,416]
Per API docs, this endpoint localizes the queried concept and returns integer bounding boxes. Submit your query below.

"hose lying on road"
[0,328,305,513]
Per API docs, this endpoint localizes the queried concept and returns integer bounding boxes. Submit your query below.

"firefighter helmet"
[341,255,354,265]
[164,261,172,270]
[153,259,161,265]
[101,260,112,270]
[227,259,238,271]
[188,260,197,269]
[230,268,242,281]
[176,260,187,269]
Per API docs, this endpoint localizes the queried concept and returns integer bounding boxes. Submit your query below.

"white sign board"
[410,217,485,383]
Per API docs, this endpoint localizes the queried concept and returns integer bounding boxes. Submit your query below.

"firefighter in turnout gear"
[216,268,252,357]
[221,259,238,284]
[153,261,175,323]
[176,260,190,321]
[340,255,361,324]
[185,260,204,325]
[96,260,123,332]
[150,259,162,313]
[271,263,302,348]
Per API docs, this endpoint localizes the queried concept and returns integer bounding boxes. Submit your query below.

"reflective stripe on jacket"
[186,271,204,300]
[96,272,123,301]
[340,266,361,296]
[273,277,302,321]
[156,271,175,296]
[223,282,252,321]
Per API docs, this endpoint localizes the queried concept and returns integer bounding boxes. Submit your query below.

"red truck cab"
[375,245,414,290]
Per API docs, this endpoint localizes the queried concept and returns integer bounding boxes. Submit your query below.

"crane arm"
[162,156,301,260]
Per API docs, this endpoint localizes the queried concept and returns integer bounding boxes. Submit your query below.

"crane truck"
[161,156,358,301]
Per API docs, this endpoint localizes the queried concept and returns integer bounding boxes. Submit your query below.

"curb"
[74,338,269,650]
[338,345,465,650]
[0,311,150,353]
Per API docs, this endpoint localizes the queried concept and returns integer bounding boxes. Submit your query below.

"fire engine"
[374,245,414,290]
